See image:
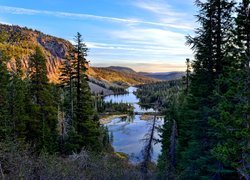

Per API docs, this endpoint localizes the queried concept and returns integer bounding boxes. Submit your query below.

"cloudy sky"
[0,0,197,72]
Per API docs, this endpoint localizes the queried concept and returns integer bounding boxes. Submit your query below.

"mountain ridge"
[0,24,158,93]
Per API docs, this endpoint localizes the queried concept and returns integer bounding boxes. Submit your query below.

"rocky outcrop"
[0,23,73,83]
[0,23,159,86]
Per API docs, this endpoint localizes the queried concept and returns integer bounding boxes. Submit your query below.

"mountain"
[0,23,72,83]
[103,66,185,82]
[0,24,158,94]
[91,67,158,86]
[105,66,137,74]
[139,71,185,81]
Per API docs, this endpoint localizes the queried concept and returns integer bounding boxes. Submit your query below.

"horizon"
[0,0,196,72]
[92,65,185,73]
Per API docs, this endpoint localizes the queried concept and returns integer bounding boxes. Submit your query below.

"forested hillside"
[0,30,154,178]
[92,67,158,86]
[139,71,185,81]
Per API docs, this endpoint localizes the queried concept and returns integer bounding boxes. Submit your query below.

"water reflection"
[106,115,163,163]
[104,87,164,163]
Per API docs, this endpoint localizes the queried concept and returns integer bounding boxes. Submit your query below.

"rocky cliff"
[0,24,73,83]
[0,24,158,89]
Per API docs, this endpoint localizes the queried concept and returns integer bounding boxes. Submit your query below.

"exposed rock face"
[0,23,159,86]
[0,23,72,83]
[37,34,67,58]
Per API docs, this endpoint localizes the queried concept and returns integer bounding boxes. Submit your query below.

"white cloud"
[132,0,196,30]
[134,0,184,17]
[84,26,193,70]
[86,40,192,57]
[110,28,192,55]
[0,21,11,25]
[0,5,193,30]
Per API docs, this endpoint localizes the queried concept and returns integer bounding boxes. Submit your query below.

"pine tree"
[27,46,58,153]
[59,50,76,154]
[185,58,191,93]
[6,59,28,142]
[0,51,10,140]
[73,33,101,151]
[59,50,75,125]
[176,0,235,178]
[61,33,102,153]
[157,84,182,179]
[210,0,250,178]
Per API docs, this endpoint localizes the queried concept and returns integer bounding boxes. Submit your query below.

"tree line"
[0,32,109,156]
[158,0,250,179]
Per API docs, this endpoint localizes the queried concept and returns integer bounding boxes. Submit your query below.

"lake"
[104,87,164,163]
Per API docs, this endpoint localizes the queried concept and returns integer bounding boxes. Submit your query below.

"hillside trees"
[157,0,250,179]
[0,47,59,153]
[157,0,238,178]
[28,46,58,153]
[0,51,10,139]
[178,0,235,178]
[0,32,106,155]
[6,59,29,142]
[210,0,250,178]
[60,32,104,153]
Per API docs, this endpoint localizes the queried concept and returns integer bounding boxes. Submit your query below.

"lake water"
[104,87,164,163]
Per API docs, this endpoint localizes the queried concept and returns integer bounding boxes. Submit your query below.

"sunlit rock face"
[0,24,158,88]
[0,23,73,83]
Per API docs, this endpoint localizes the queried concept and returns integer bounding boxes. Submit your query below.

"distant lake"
[104,87,164,163]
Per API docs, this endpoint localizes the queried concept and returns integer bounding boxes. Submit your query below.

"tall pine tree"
[61,33,102,153]
[27,46,58,153]
[0,51,10,140]
[210,0,250,178]
[7,59,29,142]
[176,0,235,178]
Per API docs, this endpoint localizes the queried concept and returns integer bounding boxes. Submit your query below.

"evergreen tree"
[27,46,58,153]
[176,0,235,178]
[61,33,102,153]
[0,51,10,140]
[210,0,250,178]
[185,58,191,93]
[6,59,29,142]
[73,33,101,151]
[59,50,75,125]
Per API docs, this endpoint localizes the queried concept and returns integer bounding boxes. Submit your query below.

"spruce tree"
[61,33,102,153]
[176,0,235,178]
[73,33,101,151]
[27,46,58,153]
[6,59,28,142]
[210,0,250,178]
[0,51,10,140]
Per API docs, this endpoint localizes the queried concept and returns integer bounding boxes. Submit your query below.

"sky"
[0,0,197,72]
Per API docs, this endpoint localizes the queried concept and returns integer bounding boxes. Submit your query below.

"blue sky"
[0,0,196,72]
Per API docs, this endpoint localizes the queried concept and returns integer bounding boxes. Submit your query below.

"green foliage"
[210,1,250,177]
[176,0,236,178]
[28,46,58,153]
[136,80,184,111]
[96,97,134,114]
[59,33,105,153]
[0,51,10,139]
[6,59,29,142]
[156,0,249,179]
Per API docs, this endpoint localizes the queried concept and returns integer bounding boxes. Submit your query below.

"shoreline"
[99,114,128,124]
[140,114,165,121]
